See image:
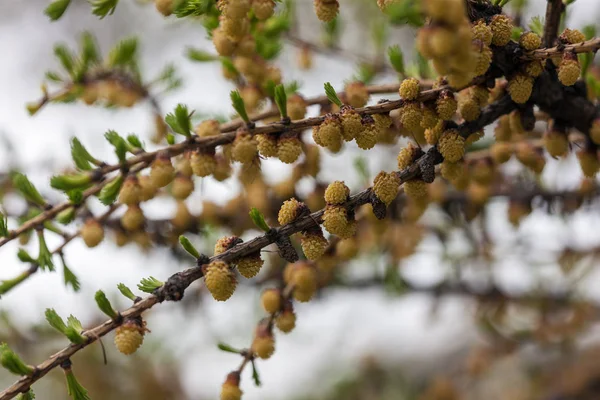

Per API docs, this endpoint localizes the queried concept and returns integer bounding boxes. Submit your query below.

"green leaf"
[580,52,594,78]
[56,208,76,225]
[44,0,71,20]
[179,235,201,259]
[324,82,343,107]
[67,189,84,205]
[274,84,287,118]
[117,283,137,301]
[186,48,218,62]
[220,58,238,77]
[71,137,97,170]
[138,276,164,293]
[45,308,68,334]
[104,130,128,162]
[107,37,137,67]
[126,134,144,150]
[17,249,36,264]
[371,20,388,53]
[251,359,261,386]
[415,51,432,79]
[36,230,55,271]
[80,32,101,65]
[165,104,193,137]
[385,0,424,27]
[50,174,92,191]
[54,44,75,77]
[45,71,64,82]
[217,342,242,354]
[353,63,376,85]
[61,255,80,292]
[582,25,596,40]
[255,35,282,60]
[174,0,213,17]
[166,133,176,145]
[89,0,119,19]
[64,315,86,344]
[16,389,35,400]
[249,208,271,232]
[0,343,34,376]
[284,80,301,95]
[511,26,524,42]
[12,172,46,207]
[0,271,32,296]
[95,290,118,319]
[230,91,250,123]
[322,17,340,47]
[98,175,124,206]
[64,367,91,400]
[528,16,544,36]
[388,45,405,76]
[263,14,290,36]
[0,212,8,237]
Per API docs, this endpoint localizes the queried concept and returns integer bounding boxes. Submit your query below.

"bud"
[220,372,243,400]
[150,151,175,188]
[204,260,237,301]
[324,181,350,204]
[261,288,282,314]
[231,128,258,164]
[300,227,328,260]
[195,119,221,137]
[275,305,296,333]
[114,319,147,355]
[507,74,534,104]
[399,78,420,100]
[344,81,369,108]
[121,204,145,232]
[287,94,307,120]
[278,198,309,225]
[214,236,243,256]
[252,323,275,359]
[81,218,104,248]
[277,136,303,164]
[490,14,513,46]
[171,173,194,199]
[373,171,400,205]
[118,175,141,205]
[438,130,465,163]
[236,252,263,278]
[322,205,349,236]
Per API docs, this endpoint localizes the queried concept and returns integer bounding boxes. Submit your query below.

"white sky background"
[1,0,600,399]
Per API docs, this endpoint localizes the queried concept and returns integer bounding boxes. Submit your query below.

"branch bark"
[543,0,565,48]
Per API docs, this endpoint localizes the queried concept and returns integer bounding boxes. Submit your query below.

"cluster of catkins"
[493,110,600,178]
[417,0,505,88]
[206,0,281,113]
[312,84,392,153]
[79,77,141,108]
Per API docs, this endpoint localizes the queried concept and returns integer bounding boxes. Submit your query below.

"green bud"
[0,343,34,376]
[94,290,118,319]
[179,235,201,259]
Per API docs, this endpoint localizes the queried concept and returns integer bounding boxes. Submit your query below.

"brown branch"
[542,0,565,48]
[523,37,600,61]
[0,94,514,400]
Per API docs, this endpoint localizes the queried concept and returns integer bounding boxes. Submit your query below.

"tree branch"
[543,0,565,47]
